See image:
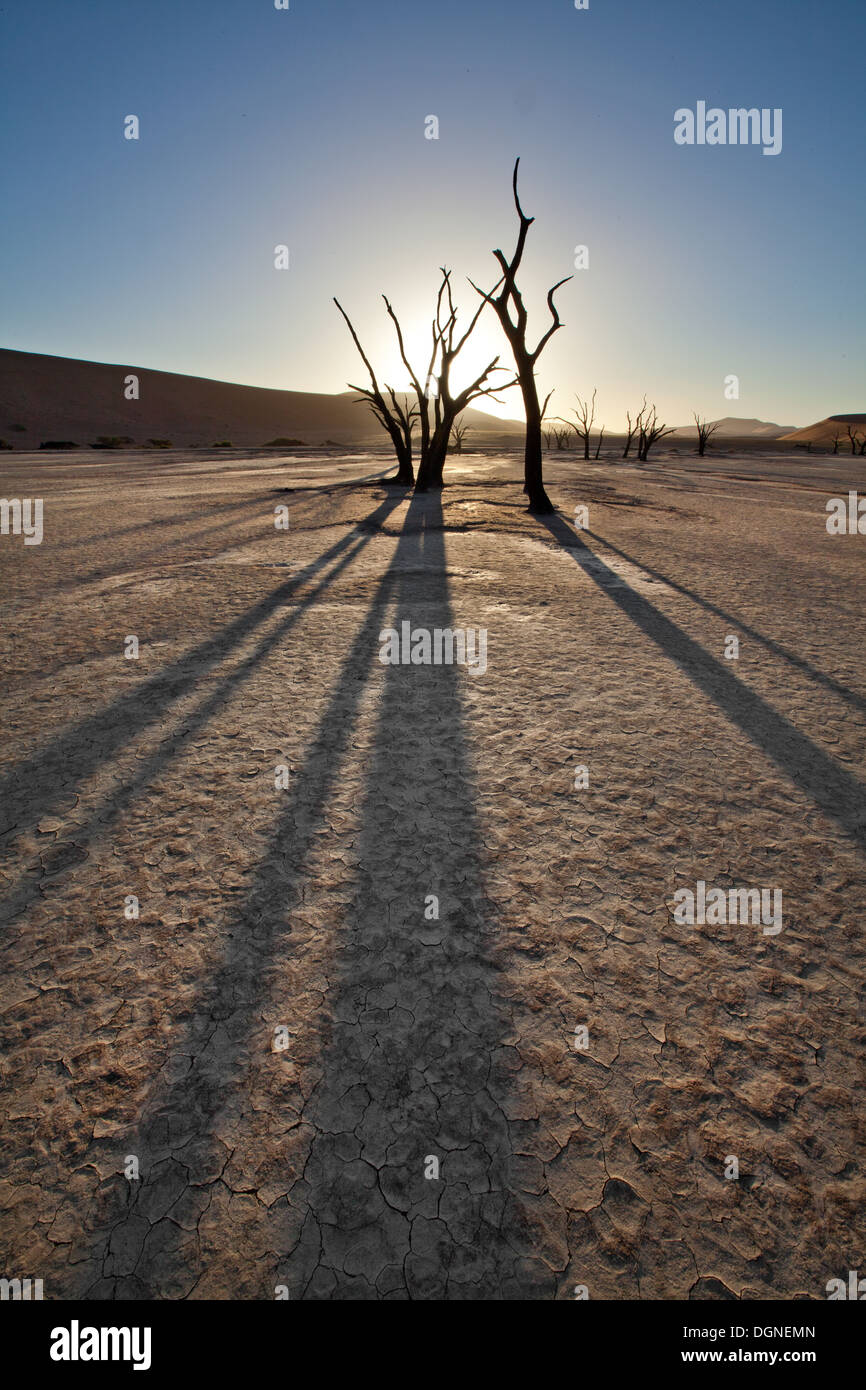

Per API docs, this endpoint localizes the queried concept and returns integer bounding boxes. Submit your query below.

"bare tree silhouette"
[594,425,606,459]
[416,269,513,490]
[337,269,505,491]
[623,398,646,459]
[334,298,416,485]
[567,389,597,460]
[694,412,721,457]
[637,403,675,461]
[449,422,470,453]
[470,159,572,513]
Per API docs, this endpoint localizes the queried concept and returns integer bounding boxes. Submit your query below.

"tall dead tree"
[470,159,572,513]
[694,412,720,457]
[334,298,416,484]
[568,389,597,460]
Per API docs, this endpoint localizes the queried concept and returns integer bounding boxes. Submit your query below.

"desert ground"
[0,443,864,1300]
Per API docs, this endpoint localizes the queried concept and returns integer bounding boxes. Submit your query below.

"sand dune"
[671,416,796,438]
[0,348,525,451]
[781,414,866,446]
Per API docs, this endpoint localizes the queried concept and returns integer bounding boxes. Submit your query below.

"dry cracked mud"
[1,447,864,1299]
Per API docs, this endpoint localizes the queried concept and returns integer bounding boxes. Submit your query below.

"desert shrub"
[265,437,305,447]
[93,435,134,448]
[39,440,78,449]
[212,440,233,447]
[147,438,172,448]
[0,440,13,450]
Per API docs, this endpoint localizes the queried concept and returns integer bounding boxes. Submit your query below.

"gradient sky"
[2,0,864,429]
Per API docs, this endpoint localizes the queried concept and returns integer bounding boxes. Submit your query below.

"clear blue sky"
[1,0,863,428]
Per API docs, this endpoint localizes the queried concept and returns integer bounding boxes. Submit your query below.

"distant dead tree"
[846,425,859,455]
[555,425,572,450]
[334,297,417,485]
[694,412,721,456]
[450,421,470,453]
[594,426,605,459]
[832,433,840,454]
[540,390,555,450]
[637,404,675,461]
[623,398,646,459]
[566,389,597,460]
[470,158,572,513]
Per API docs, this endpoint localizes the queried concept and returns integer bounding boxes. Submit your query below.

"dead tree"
[334,298,416,484]
[540,389,555,449]
[568,389,597,460]
[847,425,859,455]
[555,425,572,450]
[450,422,470,453]
[694,412,720,457]
[382,284,445,481]
[637,404,675,461]
[623,398,646,458]
[594,426,605,459]
[416,269,513,490]
[470,159,572,513]
[832,433,840,455]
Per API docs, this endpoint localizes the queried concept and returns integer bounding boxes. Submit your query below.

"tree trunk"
[387,425,414,485]
[520,378,553,512]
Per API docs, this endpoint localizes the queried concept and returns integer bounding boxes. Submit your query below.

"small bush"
[40,440,78,449]
[212,440,233,447]
[93,435,134,448]
[0,440,13,450]
[265,437,306,447]
[147,438,172,448]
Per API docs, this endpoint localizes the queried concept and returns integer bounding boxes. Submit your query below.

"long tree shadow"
[0,492,404,848]
[540,513,866,853]
[0,493,400,929]
[64,494,538,1300]
[584,527,866,718]
[279,493,523,1299]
